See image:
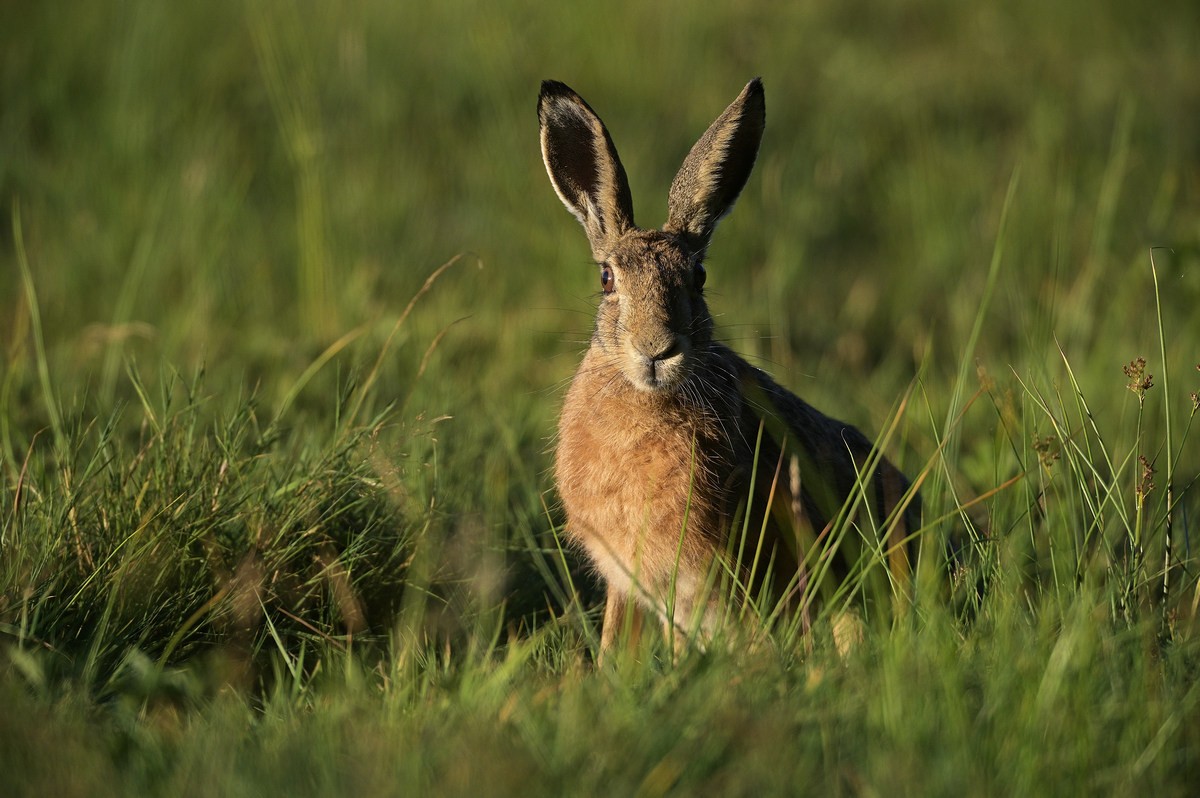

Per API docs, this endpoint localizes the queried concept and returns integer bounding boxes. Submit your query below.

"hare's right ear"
[539,81,635,251]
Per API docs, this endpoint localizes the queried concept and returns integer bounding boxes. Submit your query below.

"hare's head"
[539,79,765,394]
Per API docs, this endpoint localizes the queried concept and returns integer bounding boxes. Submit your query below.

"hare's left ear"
[539,81,635,253]
[665,78,765,253]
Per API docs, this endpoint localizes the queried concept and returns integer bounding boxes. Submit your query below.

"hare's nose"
[643,337,682,363]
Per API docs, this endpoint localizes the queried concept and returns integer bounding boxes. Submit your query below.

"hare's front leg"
[599,588,645,661]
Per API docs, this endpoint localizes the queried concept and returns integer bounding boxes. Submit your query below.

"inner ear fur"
[665,78,765,253]
[538,81,635,251]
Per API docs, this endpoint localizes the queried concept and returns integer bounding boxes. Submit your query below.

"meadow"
[3,0,1200,794]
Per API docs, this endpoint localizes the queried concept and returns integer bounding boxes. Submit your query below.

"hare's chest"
[554,383,731,578]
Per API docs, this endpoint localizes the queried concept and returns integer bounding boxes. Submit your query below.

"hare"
[538,78,919,654]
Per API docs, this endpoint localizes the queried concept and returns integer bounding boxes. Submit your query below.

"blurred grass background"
[6,0,1197,420]
[3,0,1200,794]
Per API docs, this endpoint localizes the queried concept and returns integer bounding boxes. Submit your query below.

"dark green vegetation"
[3,0,1200,795]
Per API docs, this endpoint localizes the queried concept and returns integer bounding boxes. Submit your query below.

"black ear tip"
[540,80,576,102]
[741,78,766,122]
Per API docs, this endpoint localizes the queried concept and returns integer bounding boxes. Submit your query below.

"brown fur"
[539,79,918,653]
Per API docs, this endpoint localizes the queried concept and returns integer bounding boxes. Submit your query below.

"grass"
[3,0,1200,794]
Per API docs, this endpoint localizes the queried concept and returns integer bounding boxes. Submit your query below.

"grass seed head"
[1123,357,1153,405]
[1136,455,1156,501]
[1032,434,1061,468]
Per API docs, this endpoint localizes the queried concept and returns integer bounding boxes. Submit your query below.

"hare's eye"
[693,263,707,289]
[600,266,615,294]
